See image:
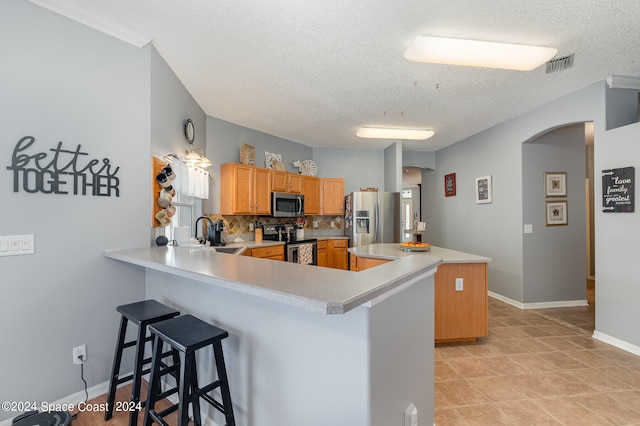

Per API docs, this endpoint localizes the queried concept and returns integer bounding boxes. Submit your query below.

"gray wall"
[312,147,385,194]
[0,2,149,419]
[403,150,436,170]
[522,124,587,303]
[423,82,603,304]
[151,48,207,162]
[204,116,313,213]
[595,120,640,348]
[384,142,403,192]
[423,80,640,351]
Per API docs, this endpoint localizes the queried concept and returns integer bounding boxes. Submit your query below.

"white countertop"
[349,244,492,264]
[104,243,444,315]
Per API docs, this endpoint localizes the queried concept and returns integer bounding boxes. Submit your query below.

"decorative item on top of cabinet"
[265,151,281,169]
[293,160,318,176]
[220,163,271,215]
[240,143,256,166]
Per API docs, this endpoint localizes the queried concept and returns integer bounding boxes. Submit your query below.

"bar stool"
[105,299,180,425]
[144,314,235,426]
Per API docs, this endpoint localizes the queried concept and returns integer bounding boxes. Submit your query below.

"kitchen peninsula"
[104,244,440,426]
[350,245,492,343]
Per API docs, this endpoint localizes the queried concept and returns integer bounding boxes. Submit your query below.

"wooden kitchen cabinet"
[250,245,285,261]
[434,262,488,343]
[317,240,328,267]
[322,178,345,215]
[302,175,321,215]
[350,254,391,271]
[328,239,348,270]
[220,163,271,215]
[272,170,303,194]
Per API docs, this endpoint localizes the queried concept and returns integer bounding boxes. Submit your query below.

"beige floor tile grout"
[435,288,640,426]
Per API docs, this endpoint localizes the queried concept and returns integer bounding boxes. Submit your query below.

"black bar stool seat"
[105,299,180,426]
[144,314,235,426]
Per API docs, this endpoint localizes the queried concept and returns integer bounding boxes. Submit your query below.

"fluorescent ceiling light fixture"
[356,127,435,140]
[404,36,558,71]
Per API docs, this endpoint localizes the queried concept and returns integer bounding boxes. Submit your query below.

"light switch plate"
[0,235,35,257]
[524,224,533,234]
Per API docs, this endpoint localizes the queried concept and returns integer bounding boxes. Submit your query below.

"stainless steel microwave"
[271,192,304,217]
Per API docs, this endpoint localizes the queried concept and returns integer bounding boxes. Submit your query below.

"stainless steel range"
[263,224,318,265]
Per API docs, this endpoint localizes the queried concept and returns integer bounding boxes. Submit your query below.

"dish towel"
[298,244,313,265]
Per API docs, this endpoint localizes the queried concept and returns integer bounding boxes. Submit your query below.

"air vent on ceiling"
[546,54,575,74]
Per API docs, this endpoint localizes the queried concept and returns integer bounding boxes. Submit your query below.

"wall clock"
[184,119,195,144]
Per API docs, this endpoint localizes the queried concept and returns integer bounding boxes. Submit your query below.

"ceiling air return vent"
[546,54,574,74]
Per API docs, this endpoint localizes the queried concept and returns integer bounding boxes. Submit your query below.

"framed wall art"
[546,200,568,226]
[444,173,456,197]
[475,175,492,204]
[544,172,567,197]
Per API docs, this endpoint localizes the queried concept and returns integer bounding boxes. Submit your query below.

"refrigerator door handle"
[374,203,380,243]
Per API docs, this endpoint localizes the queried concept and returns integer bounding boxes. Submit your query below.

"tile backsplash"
[205,214,343,235]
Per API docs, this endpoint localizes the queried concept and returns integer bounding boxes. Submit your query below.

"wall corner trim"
[27,0,153,48]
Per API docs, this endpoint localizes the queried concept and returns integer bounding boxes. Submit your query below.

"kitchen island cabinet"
[104,245,439,426]
[349,245,491,343]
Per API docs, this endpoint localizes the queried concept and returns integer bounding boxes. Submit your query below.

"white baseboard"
[488,291,588,309]
[592,330,640,357]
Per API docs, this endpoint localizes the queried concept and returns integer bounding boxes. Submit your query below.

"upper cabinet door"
[271,170,288,192]
[288,173,303,194]
[303,176,321,215]
[322,178,345,215]
[254,168,272,215]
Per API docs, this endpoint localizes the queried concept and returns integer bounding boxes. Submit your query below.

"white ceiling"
[33,0,640,152]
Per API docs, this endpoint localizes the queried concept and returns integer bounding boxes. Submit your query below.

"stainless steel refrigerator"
[344,191,402,247]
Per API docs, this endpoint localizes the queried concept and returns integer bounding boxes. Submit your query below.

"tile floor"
[435,290,640,425]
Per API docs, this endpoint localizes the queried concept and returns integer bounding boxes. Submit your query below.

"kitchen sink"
[214,247,242,254]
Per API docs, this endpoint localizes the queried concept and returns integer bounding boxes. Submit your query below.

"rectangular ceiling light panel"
[404,36,558,71]
[356,127,435,140]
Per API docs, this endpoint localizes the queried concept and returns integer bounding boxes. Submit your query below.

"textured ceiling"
[37,0,640,151]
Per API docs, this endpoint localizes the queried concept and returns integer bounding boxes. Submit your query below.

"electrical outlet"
[73,344,87,364]
[455,278,464,291]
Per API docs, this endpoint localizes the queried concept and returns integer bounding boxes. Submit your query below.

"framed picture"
[475,175,492,204]
[444,173,456,197]
[546,200,568,226]
[544,172,567,197]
